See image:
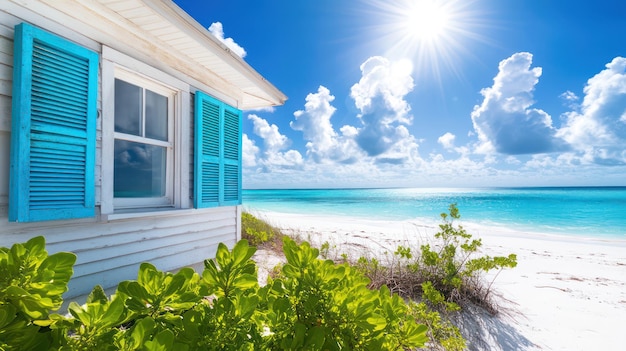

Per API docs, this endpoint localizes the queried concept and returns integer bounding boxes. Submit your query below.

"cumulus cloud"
[290,86,362,163]
[350,57,416,157]
[244,56,423,186]
[248,114,289,152]
[560,90,580,109]
[247,114,303,170]
[242,134,259,167]
[438,132,456,150]
[208,22,247,58]
[557,57,626,165]
[471,52,568,155]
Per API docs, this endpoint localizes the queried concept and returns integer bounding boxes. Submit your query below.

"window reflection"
[145,90,168,141]
[114,79,141,135]
[114,140,166,198]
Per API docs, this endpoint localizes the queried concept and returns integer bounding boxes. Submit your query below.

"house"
[0,0,286,301]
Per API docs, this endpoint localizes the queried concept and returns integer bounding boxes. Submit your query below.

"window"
[9,23,98,222]
[101,47,190,216]
[113,72,175,209]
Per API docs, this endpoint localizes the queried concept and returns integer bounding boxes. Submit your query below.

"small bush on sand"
[241,212,284,249]
[354,204,517,350]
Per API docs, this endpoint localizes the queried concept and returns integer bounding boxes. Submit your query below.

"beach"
[250,210,626,351]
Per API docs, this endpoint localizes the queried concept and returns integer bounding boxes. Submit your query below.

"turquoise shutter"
[9,23,98,222]
[194,92,242,208]
[222,105,242,205]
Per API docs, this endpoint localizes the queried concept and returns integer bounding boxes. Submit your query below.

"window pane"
[145,90,168,141]
[114,140,167,198]
[114,79,142,135]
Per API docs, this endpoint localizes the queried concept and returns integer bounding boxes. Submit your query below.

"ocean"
[243,187,626,239]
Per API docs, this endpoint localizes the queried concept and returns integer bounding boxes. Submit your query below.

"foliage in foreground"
[0,236,428,350]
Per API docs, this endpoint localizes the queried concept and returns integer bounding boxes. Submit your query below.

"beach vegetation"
[0,236,76,350]
[0,236,428,350]
[351,204,517,350]
[241,212,283,249]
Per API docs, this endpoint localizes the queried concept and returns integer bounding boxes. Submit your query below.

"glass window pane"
[114,140,167,198]
[115,79,142,135]
[145,90,168,141]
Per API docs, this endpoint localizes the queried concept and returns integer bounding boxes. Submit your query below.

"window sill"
[102,207,196,221]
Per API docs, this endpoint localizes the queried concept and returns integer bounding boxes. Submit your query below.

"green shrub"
[261,237,428,350]
[0,236,76,350]
[353,204,517,349]
[418,204,517,310]
[0,236,428,351]
[241,212,281,247]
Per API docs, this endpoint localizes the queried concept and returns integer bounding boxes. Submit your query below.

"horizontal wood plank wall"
[0,17,13,210]
[0,4,240,303]
[0,206,238,300]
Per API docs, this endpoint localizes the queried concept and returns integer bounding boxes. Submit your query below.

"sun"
[361,0,485,81]
[402,1,451,42]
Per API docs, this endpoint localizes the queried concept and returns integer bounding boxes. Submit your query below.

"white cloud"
[208,22,247,58]
[290,86,363,164]
[242,134,259,167]
[438,132,456,150]
[471,52,568,155]
[289,86,356,163]
[247,114,303,170]
[248,114,289,152]
[557,57,626,165]
[350,57,416,157]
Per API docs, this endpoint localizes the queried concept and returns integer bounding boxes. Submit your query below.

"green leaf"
[100,296,126,328]
[129,317,156,349]
[215,242,230,268]
[403,320,429,347]
[304,326,326,351]
[231,239,256,267]
[87,285,108,304]
[232,273,258,291]
[0,304,17,328]
[4,285,51,319]
[143,329,175,351]
[282,264,300,278]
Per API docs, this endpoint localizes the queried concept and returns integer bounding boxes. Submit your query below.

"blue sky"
[174,0,626,188]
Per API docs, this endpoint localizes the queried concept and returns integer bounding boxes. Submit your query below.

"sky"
[173,0,626,189]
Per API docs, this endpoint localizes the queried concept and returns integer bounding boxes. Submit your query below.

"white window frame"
[101,46,190,216]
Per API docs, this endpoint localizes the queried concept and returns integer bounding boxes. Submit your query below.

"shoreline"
[249,209,626,351]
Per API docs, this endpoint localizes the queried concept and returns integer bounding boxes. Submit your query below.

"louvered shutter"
[222,105,242,205]
[9,23,98,222]
[194,92,242,208]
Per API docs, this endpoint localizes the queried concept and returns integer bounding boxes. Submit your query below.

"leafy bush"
[0,236,76,350]
[0,236,428,351]
[261,237,428,350]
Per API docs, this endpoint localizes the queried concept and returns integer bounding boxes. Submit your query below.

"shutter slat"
[223,109,239,161]
[223,163,239,202]
[201,162,219,203]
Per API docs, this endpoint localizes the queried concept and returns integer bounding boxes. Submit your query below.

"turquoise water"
[243,187,626,238]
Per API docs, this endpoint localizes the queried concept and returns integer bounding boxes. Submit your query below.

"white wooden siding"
[0,206,238,300]
[0,1,251,303]
[0,17,14,211]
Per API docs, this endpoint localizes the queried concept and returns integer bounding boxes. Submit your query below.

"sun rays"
[361,0,487,82]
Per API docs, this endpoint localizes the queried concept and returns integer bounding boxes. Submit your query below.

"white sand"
[250,210,626,351]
